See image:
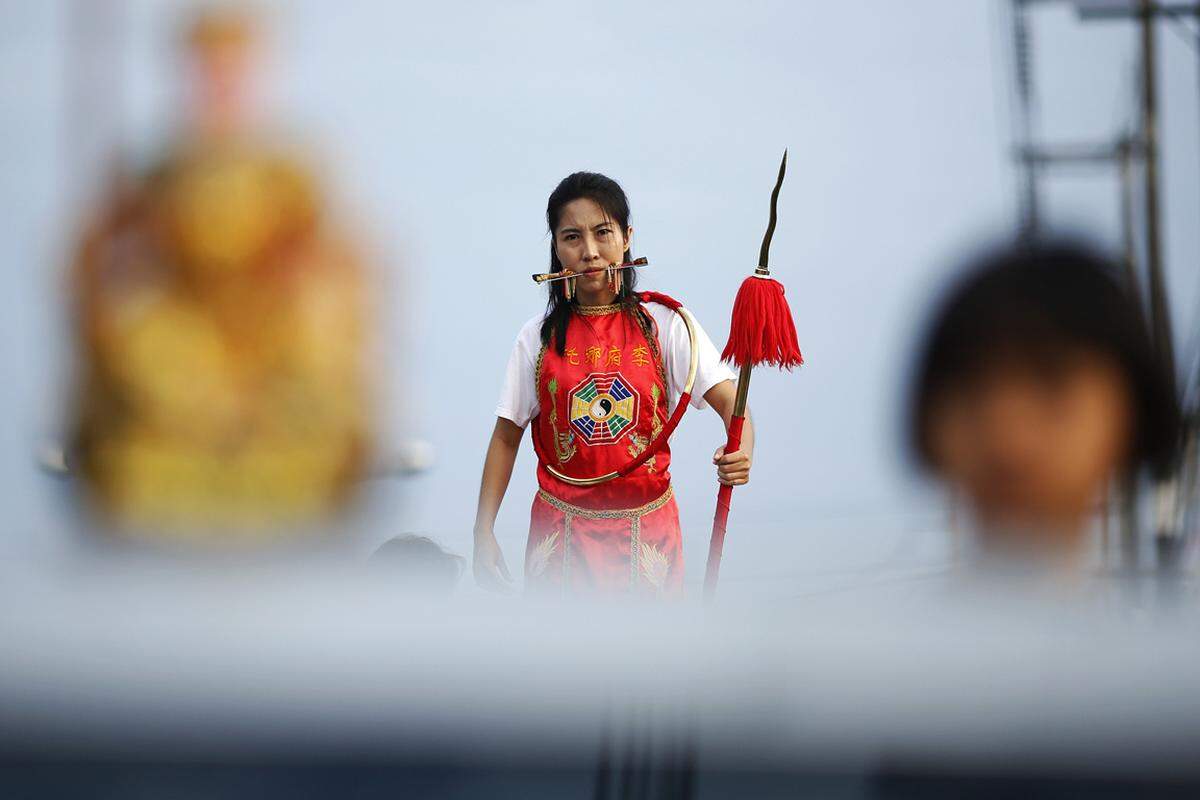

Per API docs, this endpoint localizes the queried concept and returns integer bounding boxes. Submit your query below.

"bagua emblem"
[568,372,639,446]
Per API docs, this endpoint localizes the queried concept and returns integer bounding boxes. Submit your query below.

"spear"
[704,150,803,601]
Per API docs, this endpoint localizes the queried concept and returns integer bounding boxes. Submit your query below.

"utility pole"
[1138,0,1176,395]
[1004,0,1200,577]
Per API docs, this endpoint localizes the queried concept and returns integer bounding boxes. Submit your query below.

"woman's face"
[553,198,631,300]
[927,350,1134,541]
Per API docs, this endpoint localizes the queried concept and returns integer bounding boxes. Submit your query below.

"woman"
[909,241,1179,570]
[473,172,754,596]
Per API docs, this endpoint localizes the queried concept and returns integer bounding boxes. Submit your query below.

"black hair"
[908,240,1180,479]
[540,172,638,355]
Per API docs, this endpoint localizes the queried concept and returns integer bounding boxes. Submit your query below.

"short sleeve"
[651,305,736,409]
[494,317,543,428]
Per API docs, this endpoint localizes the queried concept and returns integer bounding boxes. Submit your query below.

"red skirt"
[525,487,683,597]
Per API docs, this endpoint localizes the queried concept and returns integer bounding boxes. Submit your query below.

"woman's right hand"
[473,529,514,593]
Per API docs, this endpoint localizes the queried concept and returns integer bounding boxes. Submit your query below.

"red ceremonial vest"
[532,303,672,511]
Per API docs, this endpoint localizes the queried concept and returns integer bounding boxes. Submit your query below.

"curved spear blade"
[757,149,788,271]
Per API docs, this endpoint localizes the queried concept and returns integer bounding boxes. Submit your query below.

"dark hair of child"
[908,240,1180,480]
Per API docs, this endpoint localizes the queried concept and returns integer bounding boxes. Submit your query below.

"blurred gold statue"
[71,9,371,536]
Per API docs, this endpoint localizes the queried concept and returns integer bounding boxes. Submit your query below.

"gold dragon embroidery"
[527,530,559,578]
[626,383,664,473]
[546,377,577,464]
[639,540,671,594]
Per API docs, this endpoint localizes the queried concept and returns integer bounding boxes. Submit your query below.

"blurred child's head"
[910,241,1178,546]
[371,535,464,595]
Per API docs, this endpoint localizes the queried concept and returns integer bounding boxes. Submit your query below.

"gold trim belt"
[536,486,674,520]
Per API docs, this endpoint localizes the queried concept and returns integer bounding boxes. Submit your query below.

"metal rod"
[1015,139,1146,166]
[1102,478,1112,571]
[1011,0,1042,238]
[1121,475,1141,574]
[1140,0,1177,394]
[1117,136,1144,301]
[1135,0,1187,575]
[1119,133,1146,575]
[531,257,649,285]
[1077,1,1200,21]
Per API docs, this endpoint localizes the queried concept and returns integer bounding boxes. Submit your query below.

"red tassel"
[721,275,803,369]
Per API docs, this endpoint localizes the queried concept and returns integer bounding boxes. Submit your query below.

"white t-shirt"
[495,304,736,428]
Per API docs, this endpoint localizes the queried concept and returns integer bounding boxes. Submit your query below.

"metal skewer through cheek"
[531,257,649,285]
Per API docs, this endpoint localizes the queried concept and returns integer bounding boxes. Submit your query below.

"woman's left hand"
[712,446,751,486]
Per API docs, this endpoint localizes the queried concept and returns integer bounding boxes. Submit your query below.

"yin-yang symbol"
[590,396,614,420]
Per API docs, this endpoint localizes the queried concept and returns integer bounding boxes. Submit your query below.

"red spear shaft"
[704,150,803,601]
